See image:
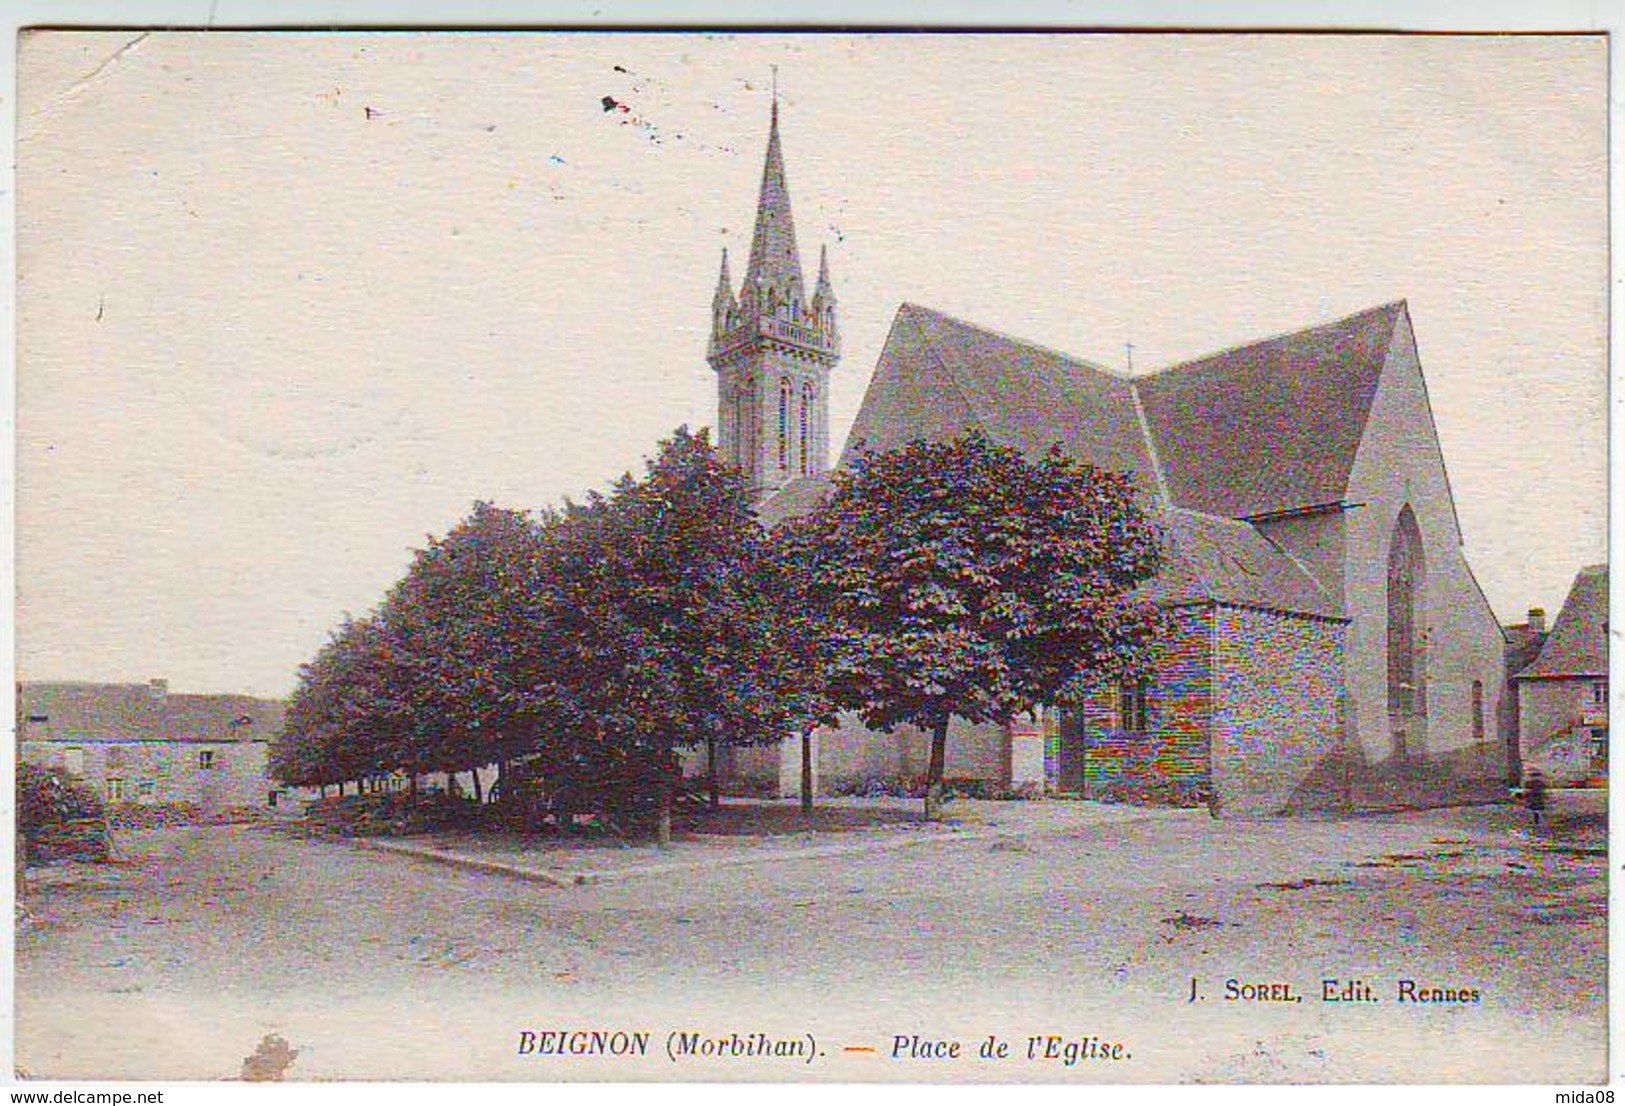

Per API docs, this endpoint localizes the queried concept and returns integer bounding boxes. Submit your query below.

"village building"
[18,680,285,811]
[706,101,1510,815]
[1512,566,1608,786]
[1501,605,1551,783]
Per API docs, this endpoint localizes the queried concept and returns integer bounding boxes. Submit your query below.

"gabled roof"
[18,682,284,744]
[1136,302,1405,519]
[1141,509,1346,621]
[1517,566,1608,679]
[167,694,286,743]
[768,300,1415,621]
[841,304,1161,500]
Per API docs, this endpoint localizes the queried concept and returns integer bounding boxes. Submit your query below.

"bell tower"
[707,94,840,504]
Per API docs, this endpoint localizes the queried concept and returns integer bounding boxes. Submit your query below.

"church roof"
[1517,565,1608,679]
[769,300,1421,621]
[841,304,1162,500]
[1143,509,1345,621]
[1137,302,1404,519]
[755,470,836,531]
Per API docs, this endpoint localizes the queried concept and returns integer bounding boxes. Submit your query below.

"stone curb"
[356,838,581,888]
[354,823,1010,888]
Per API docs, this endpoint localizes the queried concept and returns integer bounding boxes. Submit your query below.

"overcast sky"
[17,31,1606,698]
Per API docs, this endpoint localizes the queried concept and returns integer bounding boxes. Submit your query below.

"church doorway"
[1057,709,1090,795]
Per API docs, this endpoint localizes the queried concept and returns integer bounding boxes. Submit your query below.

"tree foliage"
[794,431,1165,816]
[270,427,817,841]
[540,427,816,839]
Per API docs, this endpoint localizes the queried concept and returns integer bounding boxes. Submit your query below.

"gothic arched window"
[729,388,745,467]
[799,382,814,475]
[1386,505,1426,722]
[778,377,792,470]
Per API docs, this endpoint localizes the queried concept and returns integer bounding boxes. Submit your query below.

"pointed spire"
[712,247,735,309]
[741,89,804,312]
[815,243,834,300]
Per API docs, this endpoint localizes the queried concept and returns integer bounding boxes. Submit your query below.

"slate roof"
[840,305,1162,500]
[1517,566,1608,679]
[766,300,1420,621]
[756,471,836,531]
[1136,302,1404,519]
[18,682,284,744]
[1141,509,1345,621]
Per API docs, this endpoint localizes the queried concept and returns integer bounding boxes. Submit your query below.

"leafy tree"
[545,426,814,843]
[379,501,551,796]
[796,431,1165,819]
[272,614,408,792]
[767,517,854,813]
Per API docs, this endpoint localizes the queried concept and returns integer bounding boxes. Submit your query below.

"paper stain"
[240,1033,298,1082]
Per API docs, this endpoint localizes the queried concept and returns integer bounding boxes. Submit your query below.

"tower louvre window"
[778,378,792,469]
[799,382,813,475]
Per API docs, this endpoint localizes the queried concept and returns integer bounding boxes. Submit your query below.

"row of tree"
[271,427,1165,836]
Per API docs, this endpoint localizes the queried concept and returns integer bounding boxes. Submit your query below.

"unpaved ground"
[15,799,1606,1083]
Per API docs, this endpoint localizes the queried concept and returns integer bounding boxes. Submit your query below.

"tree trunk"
[657,752,676,849]
[470,768,483,805]
[409,774,419,802]
[924,716,949,821]
[706,737,720,809]
[801,728,814,816]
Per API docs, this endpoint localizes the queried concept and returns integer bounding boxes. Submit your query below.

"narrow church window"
[1471,680,1484,742]
[1120,679,1151,734]
[778,377,792,469]
[799,382,813,475]
[1386,505,1426,719]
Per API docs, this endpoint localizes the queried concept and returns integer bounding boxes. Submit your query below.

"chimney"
[147,678,169,699]
[1527,608,1546,635]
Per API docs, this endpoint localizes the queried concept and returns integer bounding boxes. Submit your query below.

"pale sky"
[16,31,1607,698]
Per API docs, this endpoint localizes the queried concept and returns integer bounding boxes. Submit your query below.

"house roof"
[1141,509,1346,621]
[18,682,284,744]
[1135,302,1404,519]
[1517,566,1608,679]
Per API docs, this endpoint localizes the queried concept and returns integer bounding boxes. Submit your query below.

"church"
[704,101,1509,815]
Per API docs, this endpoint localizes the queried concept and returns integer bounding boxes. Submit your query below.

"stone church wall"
[815,715,1007,794]
[1342,310,1508,806]
[1209,606,1347,816]
[1068,605,1213,805]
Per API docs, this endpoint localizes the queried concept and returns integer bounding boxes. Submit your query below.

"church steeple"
[706,90,840,504]
[740,98,805,317]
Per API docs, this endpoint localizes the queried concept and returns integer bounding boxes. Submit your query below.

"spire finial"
[771,65,778,116]
[713,246,735,307]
